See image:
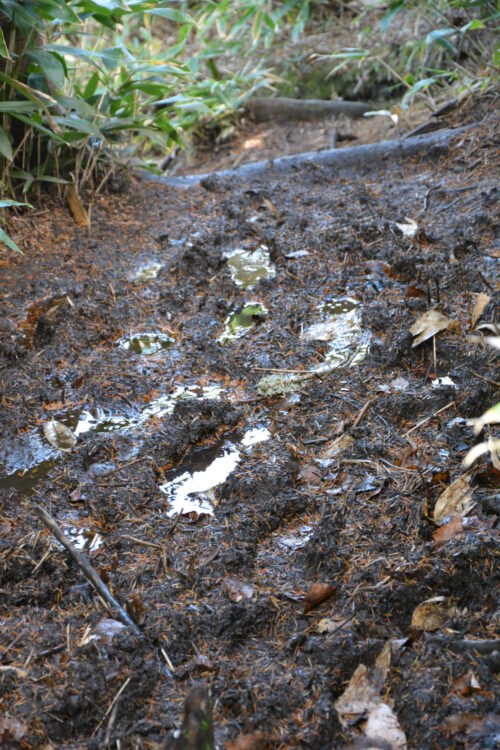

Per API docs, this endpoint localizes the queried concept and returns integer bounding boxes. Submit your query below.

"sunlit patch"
[242,136,263,151]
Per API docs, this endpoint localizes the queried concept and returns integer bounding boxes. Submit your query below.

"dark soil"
[0,98,499,750]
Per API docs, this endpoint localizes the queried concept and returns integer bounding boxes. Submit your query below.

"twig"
[34,506,142,638]
[403,401,456,438]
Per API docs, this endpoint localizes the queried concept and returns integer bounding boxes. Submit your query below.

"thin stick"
[403,401,456,438]
[34,506,142,638]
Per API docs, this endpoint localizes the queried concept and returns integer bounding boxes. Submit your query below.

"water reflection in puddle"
[218,303,268,342]
[302,297,370,370]
[64,526,103,553]
[142,384,223,420]
[132,262,162,283]
[117,332,174,355]
[225,245,275,289]
[0,457,57,496]
[73,409,131,435]
[159,427,270,518]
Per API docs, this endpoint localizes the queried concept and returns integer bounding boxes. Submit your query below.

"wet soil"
[0,102,499,749]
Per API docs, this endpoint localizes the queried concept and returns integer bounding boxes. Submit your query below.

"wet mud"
[0,114,499,749]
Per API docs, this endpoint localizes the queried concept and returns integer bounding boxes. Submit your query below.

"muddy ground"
[0,99,499,750]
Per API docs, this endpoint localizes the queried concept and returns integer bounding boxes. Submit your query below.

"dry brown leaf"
[262,197,280,219]
[362,703,407,750]
[433,516,464,545]
[410,596,457,631]
[451,671,481,697]
[224,577,255,603]
[471,293,491,329]
[410,309,453,347]
[433,475,474,523]
[304,582,335,613]
[320,433,354,459]
[126,594,146,626]
[67,185,90,227]
[334,663,383,727]
[43,419,77,452]
[226,732,267,750]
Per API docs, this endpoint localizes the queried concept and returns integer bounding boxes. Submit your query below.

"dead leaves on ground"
[303,582,335,613]
[433,474,474,524]
[410,309,455,347]
[410,596,460,632]
[335,640,407,749]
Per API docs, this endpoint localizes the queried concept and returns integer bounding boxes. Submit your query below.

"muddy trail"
[0,107,499,749]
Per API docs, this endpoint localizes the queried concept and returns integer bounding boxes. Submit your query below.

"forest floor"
[0,92,499,750]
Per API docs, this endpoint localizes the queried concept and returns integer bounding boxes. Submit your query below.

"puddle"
[302,297,370,371]
[117,332,174,355]
[224,245,275,289]
[73,408,131,435]
[64,526,103,553]
[142,384,224,420]
[218,303,268,342]
[159,427,271,518]
[257,298,370,396]
[0,458,57,496]
[132,262,162,283]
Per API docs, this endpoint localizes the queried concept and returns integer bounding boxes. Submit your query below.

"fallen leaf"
[410,596,458,631]
[262,197,280,219]
[433,516,464,545]
[451,671,481,697]
[335,641,394,729]
[43,419,77,452]
[395,217,418,238]
[470,293,491,329]
[316,616,349,634]
[410,309,453,347]
[320,433,354,459]
[433,475,474,523]
[226,732,267,750]
[224,577,255,603]
[0,519,12,537]
[126,594,146,626]
[304,582,335,613]
[362,703,407,750]
[67,185,90,227]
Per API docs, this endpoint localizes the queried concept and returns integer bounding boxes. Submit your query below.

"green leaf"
[402,77,436,105]
[426,28,456,46]
[26,50,67,89]
[0,199,31,208]
[0,126,13,161]
[146,8,194,25]
[0,100,40,113]
[0,226,23,254]
[461,19,486,33]
[0,24,10,59]
[380,2,405,34]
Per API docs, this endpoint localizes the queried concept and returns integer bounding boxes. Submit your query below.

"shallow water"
[160,427,270,517]
[225,245,275,289]
[117,332,174,355]
[218,303,268,342]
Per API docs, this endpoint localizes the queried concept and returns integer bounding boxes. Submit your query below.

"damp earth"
[0,103,499,749]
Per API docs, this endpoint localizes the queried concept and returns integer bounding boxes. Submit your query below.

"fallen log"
[245,96,372,122]
[142,124,474,189]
